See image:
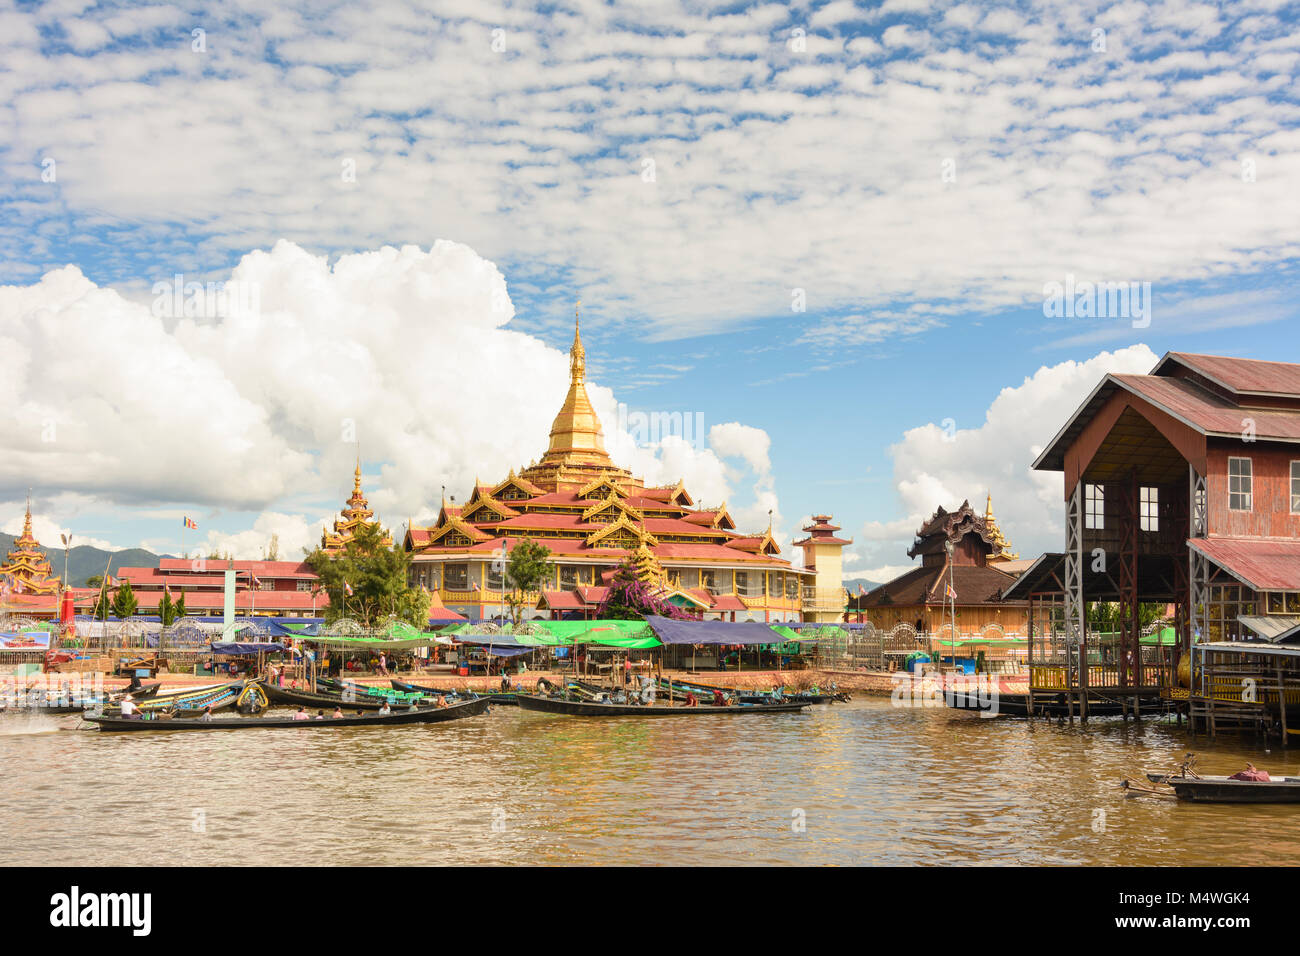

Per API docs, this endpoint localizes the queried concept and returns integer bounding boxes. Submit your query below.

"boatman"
[119,695,140,719]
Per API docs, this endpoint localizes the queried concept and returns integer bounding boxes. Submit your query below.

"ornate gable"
[492,470,544,502]
[427,515,491,548]
[582,492,643,525]
[460,495,521,523]
[586,513,657,550]
[578,473,628,501]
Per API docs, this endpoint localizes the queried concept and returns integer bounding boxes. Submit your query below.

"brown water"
[2,700,1297,866]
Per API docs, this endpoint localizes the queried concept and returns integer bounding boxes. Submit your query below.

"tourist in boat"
[377,701,392,715]
[314,709,326,720]
[331,706,344,719]
[292,706,310,721]
[198,706,214,722]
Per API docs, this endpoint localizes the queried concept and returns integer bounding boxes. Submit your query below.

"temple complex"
[0,499,59,596]
[321,457,392,552]
[848,499,1028,636]
[404,309,846,622]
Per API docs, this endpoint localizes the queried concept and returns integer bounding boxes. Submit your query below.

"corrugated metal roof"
[1158,352,1300,397]
[1113,375,1300,440]
[1187,537,1300,591]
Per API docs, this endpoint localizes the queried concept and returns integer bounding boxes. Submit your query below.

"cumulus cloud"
[1,241,780,556]
[849,344,1160,580]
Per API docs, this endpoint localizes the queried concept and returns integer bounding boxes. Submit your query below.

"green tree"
[110,579,138,619]
[85,574,103,589]
[174,592,186,619]
[92,593,110,621]
[158,589,181,626]
[504,538,552,625]
[304,522,429,628]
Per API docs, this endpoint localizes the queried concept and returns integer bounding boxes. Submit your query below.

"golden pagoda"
[983,493,1020,562]
[321,456,393,552]
[404,300,843,624]
[1,497,58,595]
[519,304,635,493]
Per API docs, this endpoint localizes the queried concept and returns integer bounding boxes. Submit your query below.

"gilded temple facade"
[404,311,846,622]
[0,500,58,596]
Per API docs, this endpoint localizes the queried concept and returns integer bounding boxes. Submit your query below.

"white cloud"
[847,344,1160,576]
[1,241,781,556]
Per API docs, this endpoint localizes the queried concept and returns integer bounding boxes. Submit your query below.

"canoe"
[85,695,492,732]
[262,681,454,711]
[945,692,1133,718]
[1161,776,1300,803]
[314,677,428,704]
[123,681,261,716]
[654,677,842,705]
[391,679,517,706]
[515,694,810,717]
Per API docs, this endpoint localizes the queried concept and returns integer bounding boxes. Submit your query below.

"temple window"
[785,577,798,600]
[1229,457,1252,511]
[1084,483,1104,529]
[560,565,579,588]
[1290,461,1300,514]
[701,569,718,591]
[1139,487,1158,531]
[678,568,699,589]
[487,565,504,590]
[445,564,469,590]
[735,571,760,597]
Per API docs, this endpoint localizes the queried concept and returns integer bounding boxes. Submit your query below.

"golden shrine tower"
[321,456,393,552]
[1,498,58,595]
[983,493,1020,563]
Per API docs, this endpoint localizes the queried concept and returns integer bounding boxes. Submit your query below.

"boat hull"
[85,696,491,731]
[1166,778,1300,803]
[515,694,810,716]
[391,679,517,705]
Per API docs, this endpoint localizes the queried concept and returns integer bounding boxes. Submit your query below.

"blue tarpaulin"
[644,616,781,645]
[210,642,286,655]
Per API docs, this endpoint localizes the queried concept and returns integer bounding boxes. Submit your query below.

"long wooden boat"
[654,677,842,705]
[1157,775,1300,803]
[515,693,810,717]
[945,691,1132,718]
[314,676,429,704]
[129,681,260,715]
[2,681,162,714]
[391,679,517,706]
[263,681,439,711]
[85,695,491,732]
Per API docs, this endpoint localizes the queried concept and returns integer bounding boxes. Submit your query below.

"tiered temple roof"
[406,309,807,615]
[322,458,392,552]
[0,499,58,595]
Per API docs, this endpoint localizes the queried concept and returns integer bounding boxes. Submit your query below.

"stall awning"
[210,642,286,655]
[644,615,780,645]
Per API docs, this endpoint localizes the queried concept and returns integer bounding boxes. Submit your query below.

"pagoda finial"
[569,299,586,384]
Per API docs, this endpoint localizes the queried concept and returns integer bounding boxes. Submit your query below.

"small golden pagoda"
[983,493,1020,563]
[322,457,393,552]
[1,498,58,595]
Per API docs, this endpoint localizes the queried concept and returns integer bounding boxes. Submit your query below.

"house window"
[444,564,468,590]
[1291,461,1300,514]
[1084,483,1104,529]
[1139,487,1158,532]
[296,580,313,592]
[1229,457,1252,511]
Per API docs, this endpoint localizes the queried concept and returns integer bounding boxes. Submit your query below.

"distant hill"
[842,577,883,595]
[0,533,170,588]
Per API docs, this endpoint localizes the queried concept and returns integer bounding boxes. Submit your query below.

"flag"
[945,583,957,601]
[858,583,866,595]
[251,574,261,588]
[472,583,480,592]
[183,516,197,530]
[343,581,354,596]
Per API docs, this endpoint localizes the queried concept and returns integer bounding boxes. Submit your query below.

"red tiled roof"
[1188,537,1300,592]
[157,559,316,577]
[576,586,610,604]
[75,590,331,610]
[709,594,748,611]
[792,535,852,546]
[538,590,584,609]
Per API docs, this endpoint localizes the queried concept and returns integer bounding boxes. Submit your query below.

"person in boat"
[611,687,628,705]
[331,706,344,719]
[1229,762,1271,782]
[198,705,214,722]
[684,690,698,707]
[435,694,449,708]
[377,701,393,715]
[638,675,656,705]
[712,689,729,707]
[119,695,140,718]
[314,709,326,720]
[500,673,511,693]
[292,706,310,721]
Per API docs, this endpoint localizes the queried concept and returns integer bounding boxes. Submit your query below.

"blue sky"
[2,0,1298,580]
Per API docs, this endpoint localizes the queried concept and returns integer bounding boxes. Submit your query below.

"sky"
[1,0,1299,583]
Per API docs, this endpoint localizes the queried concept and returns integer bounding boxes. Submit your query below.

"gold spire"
[570,300,586,384]
[533,300,613,470]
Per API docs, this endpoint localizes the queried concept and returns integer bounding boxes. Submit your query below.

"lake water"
[3,699,1296,866]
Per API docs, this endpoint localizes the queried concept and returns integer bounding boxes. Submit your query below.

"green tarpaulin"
[452,620,661,649]
[302,620,442,650]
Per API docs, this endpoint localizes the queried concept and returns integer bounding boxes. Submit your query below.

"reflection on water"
[3,700,1297,866]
